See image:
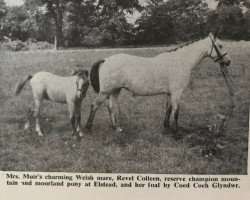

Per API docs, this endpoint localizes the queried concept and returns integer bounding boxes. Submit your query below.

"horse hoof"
[115,127,123,134]
[24,124,31,132]
[38,132,43,137]
[79,132,84,138]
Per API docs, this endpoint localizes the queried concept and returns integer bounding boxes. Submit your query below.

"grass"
[0,41,249,174]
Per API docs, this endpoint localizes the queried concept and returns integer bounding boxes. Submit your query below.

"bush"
[25,41,54,50]
[83,29,103,47]
[0,40,53,51]
[0,40,28,51]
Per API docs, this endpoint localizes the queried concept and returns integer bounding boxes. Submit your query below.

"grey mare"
[85,33,231,139]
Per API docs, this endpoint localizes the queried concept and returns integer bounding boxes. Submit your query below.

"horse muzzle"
[220,59,231,67]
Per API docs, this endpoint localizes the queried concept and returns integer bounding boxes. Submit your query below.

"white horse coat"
[31,72,86,103]
[86,34,230,138]
[15,70,89,137]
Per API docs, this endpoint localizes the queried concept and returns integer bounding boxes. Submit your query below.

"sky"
[4,0,24,6]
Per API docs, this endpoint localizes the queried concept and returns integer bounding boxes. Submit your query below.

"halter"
[77,87,85,94]
[209,37,228,63]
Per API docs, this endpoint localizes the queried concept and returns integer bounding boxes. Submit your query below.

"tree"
[168,0,210,40]
[21,7,54,42]
[0,0,7,18]
[216,0,249,7]
[135,0,211,44]
[1,6,29,41]
[135,2,175,44]
[97,0,142,46]
[0,0,7,40]
[64,0,99,47]
[209,0,249,40]
[25,0,68,49]
[23,0,142,47]
[2,0,144,47]
[98,0,142,15]
[245,10,250,39]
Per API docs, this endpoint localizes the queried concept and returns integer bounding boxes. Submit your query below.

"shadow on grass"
[1,116,26,125]
[181,125,225,158]
[115,118,144,147]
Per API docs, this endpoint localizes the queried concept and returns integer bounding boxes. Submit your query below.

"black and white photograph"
[0,0,249,178]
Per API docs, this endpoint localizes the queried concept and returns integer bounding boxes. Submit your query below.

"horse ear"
[76,70,89,77]
[209,26,219,40]
[209,32,213,39]
[70,69,78,76]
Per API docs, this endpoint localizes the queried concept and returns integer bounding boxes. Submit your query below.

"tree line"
[0,0,249,49]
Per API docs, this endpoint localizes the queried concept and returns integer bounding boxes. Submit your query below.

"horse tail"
[14,75,33,96]
[90,59,105,93]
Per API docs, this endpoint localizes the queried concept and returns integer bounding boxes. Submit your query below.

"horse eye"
[218,44,223,48]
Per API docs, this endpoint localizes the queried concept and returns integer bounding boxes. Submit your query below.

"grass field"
[0,41,249,174]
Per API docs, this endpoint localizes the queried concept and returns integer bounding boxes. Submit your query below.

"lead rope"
[210,38,234,135]
[216,63,235,135]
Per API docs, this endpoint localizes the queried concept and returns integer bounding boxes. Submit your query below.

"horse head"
[72,69,89,95]
[208,33,231,66]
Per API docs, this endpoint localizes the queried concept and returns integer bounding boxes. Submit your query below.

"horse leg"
[33,98,43,136]
[163,94,172,130]
[169,90,182,139]
[75,102,84,138]
[68,102,77,136]
[24,106,33,131]
[108,89,123,133]
[85,92,109,131]
[106,100,114,128]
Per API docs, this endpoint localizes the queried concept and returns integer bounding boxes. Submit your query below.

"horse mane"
[165,35,209,53]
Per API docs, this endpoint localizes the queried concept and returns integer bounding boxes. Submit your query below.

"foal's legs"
[24,107,33,131]
[33,97,43,136]
[163,94,172,129]
[68,102,77,136]
[85,92,109,130]
[75,102,84,137]
[107,89,123,133]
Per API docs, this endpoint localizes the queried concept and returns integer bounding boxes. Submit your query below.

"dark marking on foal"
[43,91,51,101]
[163,104,172,128]
[174,106,179,121]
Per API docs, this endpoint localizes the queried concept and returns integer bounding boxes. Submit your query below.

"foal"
[14,70,89,137]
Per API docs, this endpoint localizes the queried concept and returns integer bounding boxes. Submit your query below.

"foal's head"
[71,69,89,95]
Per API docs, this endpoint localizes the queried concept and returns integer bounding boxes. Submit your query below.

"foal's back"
[30,72,77,103]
